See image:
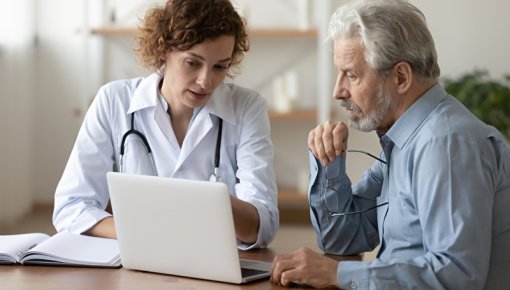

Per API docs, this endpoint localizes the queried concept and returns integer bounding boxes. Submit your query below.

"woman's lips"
[188,90,209,101]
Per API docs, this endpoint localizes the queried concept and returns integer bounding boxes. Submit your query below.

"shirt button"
[350,280,358,289]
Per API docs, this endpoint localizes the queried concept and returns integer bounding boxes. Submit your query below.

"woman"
[53,0,278,249]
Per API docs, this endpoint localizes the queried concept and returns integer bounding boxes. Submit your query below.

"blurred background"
[1,0,509,239]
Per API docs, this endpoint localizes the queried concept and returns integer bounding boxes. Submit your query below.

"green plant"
[443,70,510,140]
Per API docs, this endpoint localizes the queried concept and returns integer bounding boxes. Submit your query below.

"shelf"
[90,27,138,36]
[89,27,318,38]
[278,188,311,224]
[268,109,317,121]
[278,188,308,204]
[248,28,317,38]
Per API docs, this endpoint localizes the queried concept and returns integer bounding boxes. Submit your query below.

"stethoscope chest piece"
[209,168,221,183]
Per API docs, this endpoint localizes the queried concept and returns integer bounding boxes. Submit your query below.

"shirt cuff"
[339,261,370,290]
[237,199,276,250]
[69,207,112,234]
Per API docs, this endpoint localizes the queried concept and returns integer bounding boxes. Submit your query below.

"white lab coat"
[53,73,278,249]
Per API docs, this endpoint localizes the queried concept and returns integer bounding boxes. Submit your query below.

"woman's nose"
[196,68,212,89]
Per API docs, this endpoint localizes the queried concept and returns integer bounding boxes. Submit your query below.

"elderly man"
[271,0,510,289]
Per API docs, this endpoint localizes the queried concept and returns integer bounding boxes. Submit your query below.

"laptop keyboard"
[241,268,268,278]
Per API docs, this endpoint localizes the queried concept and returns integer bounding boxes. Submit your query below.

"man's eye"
[347,74,357,81]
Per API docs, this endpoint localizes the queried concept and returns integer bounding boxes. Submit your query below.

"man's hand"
[271,247,340,288]
[308,121,349,165]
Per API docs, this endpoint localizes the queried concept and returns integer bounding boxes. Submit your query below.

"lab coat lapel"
[128,73,183,176]
[206,83,236,124]
[175,111,213,170]
[154,102,179,151]
[127,72,178,148]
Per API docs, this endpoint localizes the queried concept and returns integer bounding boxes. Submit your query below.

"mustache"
[339,100,351,109]
[339,100,362,114]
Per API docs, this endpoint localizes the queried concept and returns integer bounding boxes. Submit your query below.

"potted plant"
[443,70,510,140]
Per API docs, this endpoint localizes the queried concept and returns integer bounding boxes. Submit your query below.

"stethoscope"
[119,112,223,182]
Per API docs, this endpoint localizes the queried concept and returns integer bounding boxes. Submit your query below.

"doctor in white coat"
[53,0,278,249]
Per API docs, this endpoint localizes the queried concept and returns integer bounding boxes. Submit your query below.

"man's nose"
[335,87,350,100]
[333,78,349,100]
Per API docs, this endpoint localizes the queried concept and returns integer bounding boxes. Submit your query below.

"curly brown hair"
[136,0,249,76]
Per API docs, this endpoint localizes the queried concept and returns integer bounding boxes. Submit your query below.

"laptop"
[106,172,272,284]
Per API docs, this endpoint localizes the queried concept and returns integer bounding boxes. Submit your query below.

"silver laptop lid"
[107,172,246,283]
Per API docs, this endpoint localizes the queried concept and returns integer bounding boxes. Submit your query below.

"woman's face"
[160,35,235,114]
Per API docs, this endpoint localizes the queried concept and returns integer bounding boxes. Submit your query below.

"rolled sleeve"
[69,206,112,234]
[307,151,380,255]
[53,85,116,233]
[237,199,277,250]
[234,93,278,249]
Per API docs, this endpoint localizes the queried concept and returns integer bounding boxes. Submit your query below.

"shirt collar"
[128,73,236,124]
[385,83,448,149]
[127,73,161,114]
[202,82,236,124]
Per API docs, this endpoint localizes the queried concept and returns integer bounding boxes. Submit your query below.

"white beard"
[341,84,392,132]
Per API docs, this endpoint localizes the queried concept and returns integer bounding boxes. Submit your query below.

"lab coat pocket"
[122,138,156,175]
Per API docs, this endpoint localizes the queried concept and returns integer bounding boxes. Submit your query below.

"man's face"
[332,36,394,132]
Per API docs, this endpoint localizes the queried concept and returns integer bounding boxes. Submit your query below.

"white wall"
[414,0,510,79]
[0,0,35,225]
[31,0,87,204]
[1,0,509,212]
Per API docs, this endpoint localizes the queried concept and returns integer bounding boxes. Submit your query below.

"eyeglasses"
[323,149,389,217]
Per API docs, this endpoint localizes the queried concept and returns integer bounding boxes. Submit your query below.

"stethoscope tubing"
[119,113,157,174]
[213,118,223,169]
[119,112,222,180]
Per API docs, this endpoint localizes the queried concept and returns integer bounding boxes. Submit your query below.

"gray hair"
[327,0,440,80]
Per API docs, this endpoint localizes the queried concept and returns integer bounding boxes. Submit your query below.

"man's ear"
[392,61,413,94]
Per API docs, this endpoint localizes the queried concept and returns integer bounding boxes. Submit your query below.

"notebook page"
[24,232,119,264]
[0,233,49,263]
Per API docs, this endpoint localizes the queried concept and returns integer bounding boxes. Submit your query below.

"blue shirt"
[308,84,510,289]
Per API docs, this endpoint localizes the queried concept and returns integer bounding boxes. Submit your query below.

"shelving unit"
[90,27,318,38]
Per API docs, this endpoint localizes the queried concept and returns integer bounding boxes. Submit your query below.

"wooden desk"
[0,245,360,290]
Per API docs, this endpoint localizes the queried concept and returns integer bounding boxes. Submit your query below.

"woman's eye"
[215,65,229,71]
[186,60,199,67]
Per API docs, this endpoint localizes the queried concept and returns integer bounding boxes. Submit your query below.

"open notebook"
[0,232,121,268]
[107,172,272,284]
